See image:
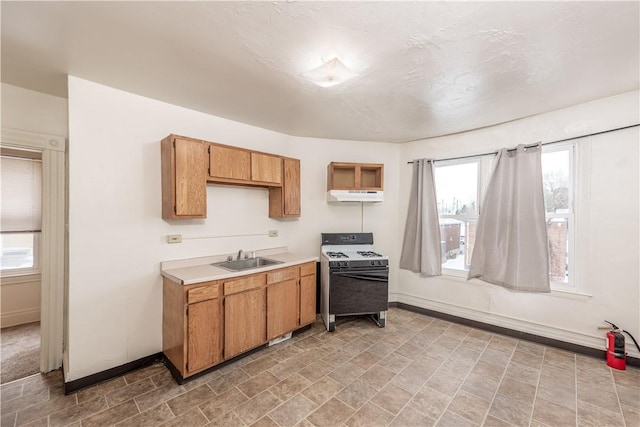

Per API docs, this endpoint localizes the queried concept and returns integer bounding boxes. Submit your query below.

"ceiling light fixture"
[301,57,358,88]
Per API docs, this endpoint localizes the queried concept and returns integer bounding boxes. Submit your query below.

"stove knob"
[370,260,374,266]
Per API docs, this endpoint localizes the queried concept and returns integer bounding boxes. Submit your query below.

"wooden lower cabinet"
[162,278,223,378]
[187,298,222,373]
[163,261,317,381]
[300,274,316,326]
[224,285,266,359]
[267,279,299,340]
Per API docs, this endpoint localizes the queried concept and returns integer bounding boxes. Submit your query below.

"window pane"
[542,150,570,213]
[435,162,478,215]
[441,219,476,270]
[0,233,35,270]
[547,217,569,283]
[0,155,42,232]
[436,161,479,272]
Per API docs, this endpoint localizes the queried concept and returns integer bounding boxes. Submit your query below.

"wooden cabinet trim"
[299,262,315,277]
[224,274,267,295]
[266,267,297,285]
[187,282,221,304]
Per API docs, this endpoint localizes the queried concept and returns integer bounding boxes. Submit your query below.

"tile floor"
[1,308,639,427]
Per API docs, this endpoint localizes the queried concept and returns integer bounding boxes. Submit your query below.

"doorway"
[0,128,66,378]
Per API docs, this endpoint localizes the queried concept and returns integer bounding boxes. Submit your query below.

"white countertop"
[161,247,318,285]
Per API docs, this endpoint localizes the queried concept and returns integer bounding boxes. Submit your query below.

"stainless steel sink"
[212,257,283,271]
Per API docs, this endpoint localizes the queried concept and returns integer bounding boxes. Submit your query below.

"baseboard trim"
[64,352,163,395]
[1,308,40,328]
[389,302,640,368]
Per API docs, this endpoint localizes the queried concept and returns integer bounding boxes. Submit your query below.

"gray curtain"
[399,159,442,276]
[468,144,550,292]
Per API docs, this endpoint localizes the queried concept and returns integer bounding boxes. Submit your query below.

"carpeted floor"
[1,321,40,384]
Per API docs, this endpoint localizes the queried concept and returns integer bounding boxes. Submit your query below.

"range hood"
[327,189,384,203]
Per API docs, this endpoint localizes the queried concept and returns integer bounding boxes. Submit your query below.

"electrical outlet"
[269,230,279,237]
[167,234,182,243]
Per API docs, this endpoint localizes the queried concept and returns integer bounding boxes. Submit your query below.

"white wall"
[66,77,399,381]
[397,91,640,358]
[1,275,41,327]
[1,83,68,137]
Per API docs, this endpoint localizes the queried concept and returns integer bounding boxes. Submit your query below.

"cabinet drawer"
[187,283,220,304]
[299,262,316,277]
[224,274,266,295]
[267,267,297,285]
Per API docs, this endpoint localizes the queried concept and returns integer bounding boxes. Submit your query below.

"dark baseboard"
[64,353,163,395]
[64,304,637,393]
[64,324,316,392]
[389,302,640,368]
[167,324,313,384]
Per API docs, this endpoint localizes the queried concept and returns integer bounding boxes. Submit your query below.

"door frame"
[1,128,66,373]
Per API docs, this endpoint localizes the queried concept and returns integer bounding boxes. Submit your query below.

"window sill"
[549,288,592,300]
[0,271,41,285]
[441,269,591,299]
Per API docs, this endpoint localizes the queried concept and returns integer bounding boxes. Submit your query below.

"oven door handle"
[332,272,389,282]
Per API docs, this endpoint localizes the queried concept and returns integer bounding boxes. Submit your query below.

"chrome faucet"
[237,249,243,260]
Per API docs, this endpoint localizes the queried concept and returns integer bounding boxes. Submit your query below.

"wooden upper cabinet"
[327,162,384,191]
[161,135,301,220]
[269,158,301,218]
[161,135,207,220]
[251,153,282,185]
[209,145,250,181]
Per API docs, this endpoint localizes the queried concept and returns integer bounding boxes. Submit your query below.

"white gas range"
[320,233,389,332]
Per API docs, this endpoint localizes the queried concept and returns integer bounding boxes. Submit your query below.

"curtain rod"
[406,123,640,164]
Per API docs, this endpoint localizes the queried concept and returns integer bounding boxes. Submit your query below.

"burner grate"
[326,251,349,259]
[357,251,383,258]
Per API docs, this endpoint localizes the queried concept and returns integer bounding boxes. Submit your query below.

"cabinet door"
[300,274,317,326]
[187,298,222,374]
[174,138,207,216]
[269,158,300,218]
[162,136,207,219]
[283,158,300,216]
[251,153,282,184]
[224,287,266,359]
[267,279,299,340]
[209,145,251,181]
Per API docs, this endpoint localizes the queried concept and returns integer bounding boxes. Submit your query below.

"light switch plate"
[168,234,182,243]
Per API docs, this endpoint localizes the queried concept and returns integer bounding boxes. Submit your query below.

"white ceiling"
[2,1,638,143]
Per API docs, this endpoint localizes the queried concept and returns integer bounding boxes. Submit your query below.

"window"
[434,159,481,272]
[434,145,575,289]
[0,152,42,274]
[542,144,574,287]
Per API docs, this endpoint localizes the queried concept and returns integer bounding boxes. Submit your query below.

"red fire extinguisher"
[604,320,640,370]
